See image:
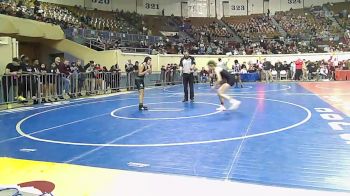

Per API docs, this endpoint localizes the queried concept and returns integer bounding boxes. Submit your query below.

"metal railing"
[118,47,152,54]
[64,28,163,44]
[86,38,106,50]
[0,71,183,105]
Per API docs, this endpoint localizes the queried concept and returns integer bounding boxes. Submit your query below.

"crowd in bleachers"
[0,0,142,32]
[0,0,84,29]
[70,6,142,34]
[326,2,350,30]
[274,7,343,42]
[224,15,279,40]
[1,0,350,56]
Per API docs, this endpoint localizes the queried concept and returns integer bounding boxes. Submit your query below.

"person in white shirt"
[217,58,228,70]
[319,65,328,79]
[290,61,296,80]
[179,51,196,102]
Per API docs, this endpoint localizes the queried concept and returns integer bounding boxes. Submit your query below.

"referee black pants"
[182,73,194,101]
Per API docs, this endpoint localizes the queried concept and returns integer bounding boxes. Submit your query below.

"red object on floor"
[335,70,350,81]
[18,181,55,194]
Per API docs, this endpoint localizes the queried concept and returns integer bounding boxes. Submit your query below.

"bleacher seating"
[223,14,280,40]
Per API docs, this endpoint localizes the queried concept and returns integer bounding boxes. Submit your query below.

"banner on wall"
[91,0,113,11]
[281,0,304,10]
[84,0,92,9]
[138,0,161,15]
[229,0,246,16]
[188,0,207,17]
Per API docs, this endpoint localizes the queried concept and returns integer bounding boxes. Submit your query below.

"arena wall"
[40,39,118,69]
[38,0,347,17]
[0,14,64,40]
[0,37,15,75]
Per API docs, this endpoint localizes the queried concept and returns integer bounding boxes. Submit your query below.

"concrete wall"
[0,37,16,74]
[40,39,118,68]
[0,14,64,40]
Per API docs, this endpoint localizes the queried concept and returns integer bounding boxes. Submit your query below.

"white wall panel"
[248,0,263,14]
[92,0,113,11]
[39,0,347,17]
[112,0,136,12]
[187,0,209,17]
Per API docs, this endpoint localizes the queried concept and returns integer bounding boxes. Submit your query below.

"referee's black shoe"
[182,99,188,102]
[139,104,148,111]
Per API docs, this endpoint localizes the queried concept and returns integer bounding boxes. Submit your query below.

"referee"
[179,51,196,102]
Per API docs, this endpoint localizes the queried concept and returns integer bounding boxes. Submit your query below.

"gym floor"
[0,82,350,195]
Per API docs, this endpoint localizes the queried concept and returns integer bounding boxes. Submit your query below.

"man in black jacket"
[262,58,273,82]
[179,51,196,102]
[2,58,22,103]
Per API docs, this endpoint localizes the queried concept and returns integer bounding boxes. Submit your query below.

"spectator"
[2,58,22,103]
[125,59,134,91]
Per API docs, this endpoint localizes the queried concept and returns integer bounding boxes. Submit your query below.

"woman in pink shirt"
[295,59,303,80]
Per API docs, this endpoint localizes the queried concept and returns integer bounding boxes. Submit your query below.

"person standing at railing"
[69,61,79,98]
[110,64,121,92]
[76,60,85,97]
[93,64,103,94]
[47,58,60,101]
[58,59,72,98]
[171,63,178,85]
[166,64,172,85]
[125,59,134,91]
[21,57,40,104]
[38,63,49,103]
[133,61,139,90]
[102,66,109,91]
[32,59,40,104]
[84,61,95,96]
[19,56,32,103]
[1,58,21,104]
[160,65,166,86]
[116,63,122,92]
[135,56,152,111]
[179,50,196,102]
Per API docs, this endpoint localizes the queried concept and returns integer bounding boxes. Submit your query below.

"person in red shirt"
[295,59,303,80]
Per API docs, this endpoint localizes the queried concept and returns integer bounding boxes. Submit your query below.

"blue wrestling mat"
[1,82,350,192]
